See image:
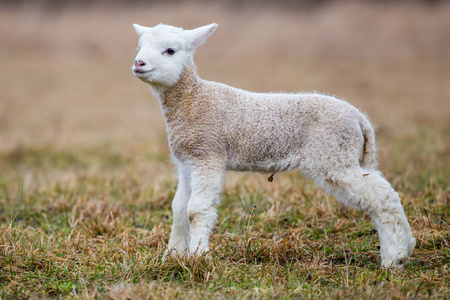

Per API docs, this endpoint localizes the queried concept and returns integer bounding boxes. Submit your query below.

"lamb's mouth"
[133,68,155,75]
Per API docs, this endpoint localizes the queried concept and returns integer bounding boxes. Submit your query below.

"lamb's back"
[202,81,364,173]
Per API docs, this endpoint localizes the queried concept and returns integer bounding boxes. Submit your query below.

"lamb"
[131,23,416,269]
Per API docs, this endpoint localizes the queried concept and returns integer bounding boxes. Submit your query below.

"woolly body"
[163,65,373,176]
[132,23,415,269]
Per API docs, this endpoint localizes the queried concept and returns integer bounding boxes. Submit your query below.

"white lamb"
[131,23,415,269]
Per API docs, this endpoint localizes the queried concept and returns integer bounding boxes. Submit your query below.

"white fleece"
[132,23,415,269]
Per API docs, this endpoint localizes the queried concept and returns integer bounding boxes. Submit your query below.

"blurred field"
[1,1,449,299]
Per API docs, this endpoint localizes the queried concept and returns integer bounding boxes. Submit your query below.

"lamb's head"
[132,23,218,88]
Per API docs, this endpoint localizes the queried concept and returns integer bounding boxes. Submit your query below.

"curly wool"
[162,63,375,178]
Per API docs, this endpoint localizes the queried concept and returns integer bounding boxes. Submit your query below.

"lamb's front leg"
[187,164,224,255]
[167,163,192,255]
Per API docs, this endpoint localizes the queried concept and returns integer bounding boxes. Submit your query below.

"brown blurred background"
[1,0,449,158]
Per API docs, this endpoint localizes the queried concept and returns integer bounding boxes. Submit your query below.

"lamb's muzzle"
[131,22,416,269]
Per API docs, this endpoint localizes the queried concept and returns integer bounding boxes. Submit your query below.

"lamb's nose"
[134,60,146,67]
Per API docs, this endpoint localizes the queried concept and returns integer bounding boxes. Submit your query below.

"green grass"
[1,123,449,299]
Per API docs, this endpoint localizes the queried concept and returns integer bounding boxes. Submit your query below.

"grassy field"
[1,2,449,299]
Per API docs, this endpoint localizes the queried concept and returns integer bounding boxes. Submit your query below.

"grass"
[1,115,449,299]
[1,2,450,299]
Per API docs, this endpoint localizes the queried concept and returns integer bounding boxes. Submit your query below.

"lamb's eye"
[136,46,141,51]
[164,48,176,56]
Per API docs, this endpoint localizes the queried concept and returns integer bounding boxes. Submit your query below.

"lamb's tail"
[358,114,377,169]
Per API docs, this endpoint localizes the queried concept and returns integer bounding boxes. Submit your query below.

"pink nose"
[134,60,146,67]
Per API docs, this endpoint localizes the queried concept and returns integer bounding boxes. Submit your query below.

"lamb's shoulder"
[166,80,227,162]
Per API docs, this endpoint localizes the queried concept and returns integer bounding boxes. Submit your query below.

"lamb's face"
[132,23,218,88]
[132,24,188,87]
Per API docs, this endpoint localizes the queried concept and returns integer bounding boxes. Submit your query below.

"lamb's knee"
[187,207,217,235]
[188,211,198,225]
[187,206,217,229]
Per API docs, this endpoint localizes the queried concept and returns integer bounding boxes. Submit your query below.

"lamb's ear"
[185,23,218,51]
[133,24,147,37]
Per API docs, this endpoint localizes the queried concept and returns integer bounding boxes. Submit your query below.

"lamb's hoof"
[188,243,209,255]
[162,248,189,262]
[383,236,416,269]
[381,255,408,270]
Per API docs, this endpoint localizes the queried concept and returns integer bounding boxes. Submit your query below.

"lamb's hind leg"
[321,167,416,269]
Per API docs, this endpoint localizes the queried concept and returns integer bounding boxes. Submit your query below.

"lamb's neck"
[156,63,203,122]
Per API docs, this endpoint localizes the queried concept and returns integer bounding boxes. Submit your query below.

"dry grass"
[1,2,449,299]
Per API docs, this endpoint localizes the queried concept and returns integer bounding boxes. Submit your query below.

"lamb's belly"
[224,139,303,173]
[225,157,299,173]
